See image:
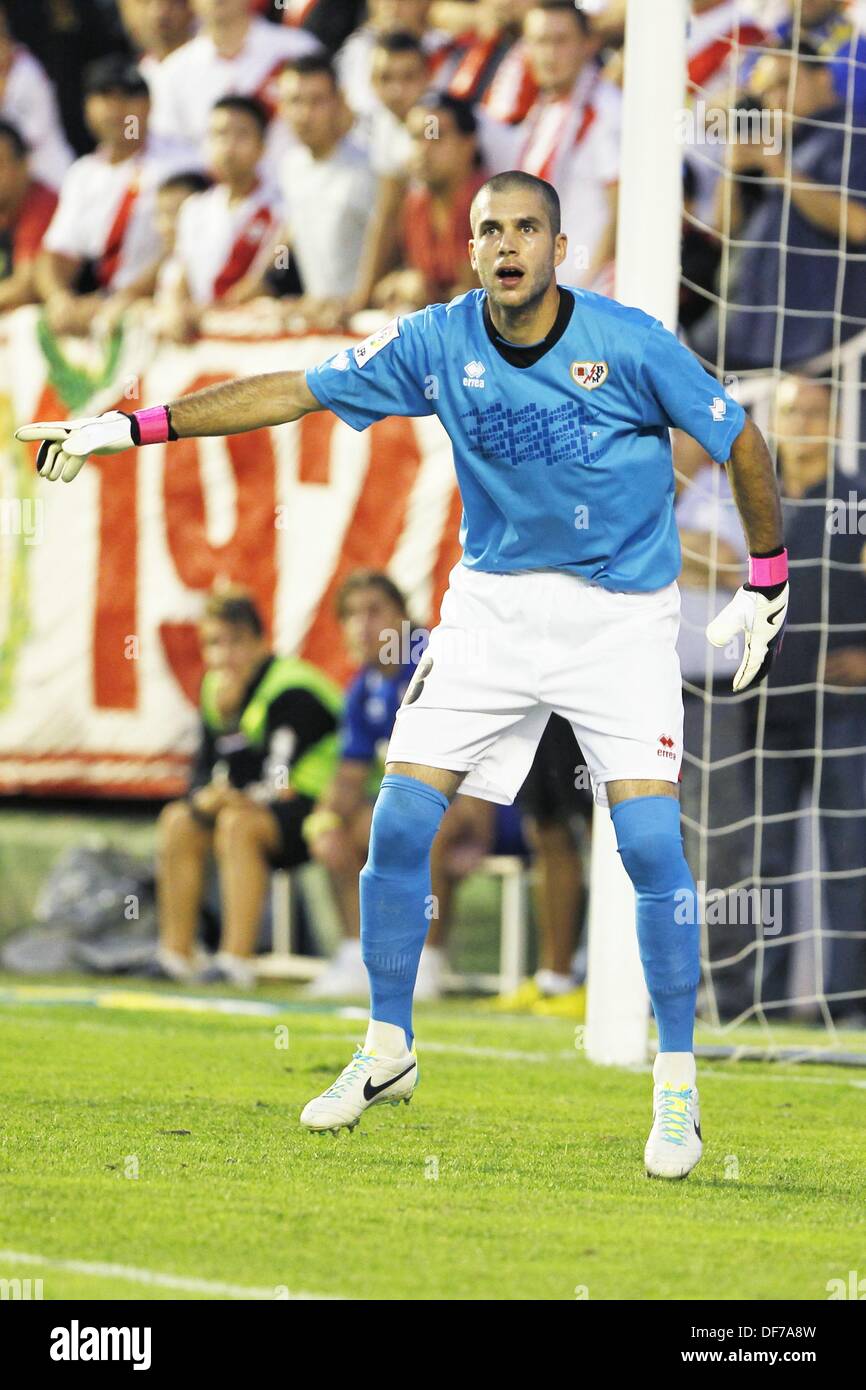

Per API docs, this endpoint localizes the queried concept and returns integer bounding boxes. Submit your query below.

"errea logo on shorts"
[462,360,486,388]
[710,396,727,421]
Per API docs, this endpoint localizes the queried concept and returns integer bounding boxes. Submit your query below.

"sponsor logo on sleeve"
[571,360,608,390]
[353,318,401,369]
[710,396,727,421]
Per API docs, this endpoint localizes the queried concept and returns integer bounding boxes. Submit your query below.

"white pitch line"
[316,1031,866,1081]
[0,1251,343,1301]
[691,1067,866,1090]
[316,1031,578,1063]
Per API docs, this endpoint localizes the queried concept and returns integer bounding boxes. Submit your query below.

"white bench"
[256,855,530,995]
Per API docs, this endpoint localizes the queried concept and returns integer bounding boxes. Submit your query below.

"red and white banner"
[0,307,462,798]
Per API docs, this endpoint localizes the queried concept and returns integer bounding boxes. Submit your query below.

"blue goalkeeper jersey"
[305,286,745,592]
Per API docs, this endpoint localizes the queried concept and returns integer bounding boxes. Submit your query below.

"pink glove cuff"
[749,549,788,586]
[132,405,172,445]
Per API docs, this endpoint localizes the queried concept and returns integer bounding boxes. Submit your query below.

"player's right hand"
[15,410,135,482]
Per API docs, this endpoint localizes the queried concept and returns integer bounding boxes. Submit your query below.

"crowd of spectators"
[4,0,866,1021]
[1,0,865,352]
[0,0,629,335]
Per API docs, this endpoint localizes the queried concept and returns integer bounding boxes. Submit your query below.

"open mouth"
[495,265,525,287]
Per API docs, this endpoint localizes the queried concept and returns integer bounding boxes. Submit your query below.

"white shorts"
[387,563,684,808]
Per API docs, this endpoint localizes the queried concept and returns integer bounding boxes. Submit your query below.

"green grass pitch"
[1,977,865,1301]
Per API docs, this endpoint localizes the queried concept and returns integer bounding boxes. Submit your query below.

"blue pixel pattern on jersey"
[305,288,746,592]
[462,396,601,470]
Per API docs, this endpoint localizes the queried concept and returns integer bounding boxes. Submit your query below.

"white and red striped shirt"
[479,38,537,126]
[516,65,621,288]
[170,180,284,305]
[149,19,322,157]
[42,140,191,290]
[685,0,767,224]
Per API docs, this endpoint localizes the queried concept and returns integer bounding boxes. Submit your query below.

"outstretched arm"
[15,370,324,481]
[167,370,322,437]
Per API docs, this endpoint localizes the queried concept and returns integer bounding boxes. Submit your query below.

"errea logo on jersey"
[710,396,727,421]
[462,360,486,388]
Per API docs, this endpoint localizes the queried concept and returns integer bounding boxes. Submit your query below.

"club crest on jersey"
[571,360,608,390]
[462,360,486,388]
[353,318,400,368]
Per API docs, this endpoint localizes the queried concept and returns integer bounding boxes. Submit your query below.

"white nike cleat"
[644,1051,702,1180]
[299,1045,418,1135]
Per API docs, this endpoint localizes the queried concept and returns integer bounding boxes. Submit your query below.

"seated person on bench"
[151,586,343,987]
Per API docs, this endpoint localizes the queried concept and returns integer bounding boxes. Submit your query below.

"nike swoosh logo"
[694,1121,702,1140]
[363,1062,417,1101]
[766,610,784,627]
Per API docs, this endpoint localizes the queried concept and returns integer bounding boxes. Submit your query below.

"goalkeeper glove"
[15,405,176,482]
[706,549,789,692]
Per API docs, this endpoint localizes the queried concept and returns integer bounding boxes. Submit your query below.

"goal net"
[676,0,866,1058]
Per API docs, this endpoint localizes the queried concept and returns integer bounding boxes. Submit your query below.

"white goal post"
[585,0,689,1067]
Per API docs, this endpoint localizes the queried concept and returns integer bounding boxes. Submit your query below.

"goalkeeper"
[17,171,787,1180]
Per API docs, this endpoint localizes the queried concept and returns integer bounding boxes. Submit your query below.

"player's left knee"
[610,796,691,895]
[617,830,691,896]
[611,796,699,994]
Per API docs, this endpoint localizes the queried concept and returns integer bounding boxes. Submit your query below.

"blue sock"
[610,796,699,1053]
[360,773,449,1050]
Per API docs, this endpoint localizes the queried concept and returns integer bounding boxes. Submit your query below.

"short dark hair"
[83,55,150,100]
[159,170,212,197]
[211,94,269,136]
[202,587,265,638]
[470,170,561,236]
[0,117,27,161]
[530,0,591,36]
[415,90,477,137]
[373,30,426,60]
[335,570,408,623]
[282,53,338,88]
